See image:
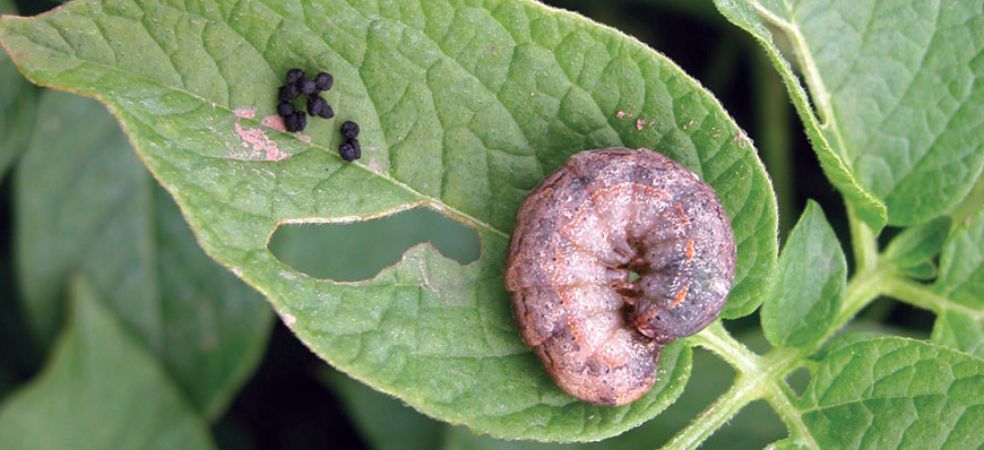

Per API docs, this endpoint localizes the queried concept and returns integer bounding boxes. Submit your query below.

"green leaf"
[762,201,845,349]
[797,337,984,449]
[15,90,272,419]
[0,278,215,450]
[932,311,984,358]
[884,216,951,270]
[931,207,984,357]
[716,0,984,228]
[712,0,887,232]
[936,208,984,306]
[328,331,785,450]
[0,0,776,439]
[0,0,36,180]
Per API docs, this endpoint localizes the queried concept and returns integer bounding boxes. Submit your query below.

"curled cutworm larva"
[505,148,736,406]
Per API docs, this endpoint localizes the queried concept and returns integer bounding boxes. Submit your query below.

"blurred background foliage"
[0,0,937,448]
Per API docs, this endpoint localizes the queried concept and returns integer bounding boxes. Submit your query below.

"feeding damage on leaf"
[506,148,736,405]
[231,107,289,162]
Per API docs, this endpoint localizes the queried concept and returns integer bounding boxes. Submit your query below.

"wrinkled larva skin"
[505,148,736,406]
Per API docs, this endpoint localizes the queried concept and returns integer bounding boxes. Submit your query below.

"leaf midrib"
[746,0,854,164]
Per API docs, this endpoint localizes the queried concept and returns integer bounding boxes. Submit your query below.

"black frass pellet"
[339,139,361,161]
[284,113,301,132]
[277,101,295,117]
[314,72,334,92]
[278,84,300,101]
[285,112,308,132]
[286,68,305,85]
[340,121,359,139]
[318,104,335,119]
[298,78,317,96]
[307,96,330,118]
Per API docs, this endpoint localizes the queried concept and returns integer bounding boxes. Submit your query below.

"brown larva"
[505,148,736,406]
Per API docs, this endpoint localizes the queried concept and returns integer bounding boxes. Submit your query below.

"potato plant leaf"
[762,201,845,350]
[931,207,984,357]
[15,91,273,419]
[712,0,886,232]
[0,0,776,439]
[0,279,215,450]
[883,216,951,271]
[327,332,785,450]
[715,0,984,229]
[797,337,984,449]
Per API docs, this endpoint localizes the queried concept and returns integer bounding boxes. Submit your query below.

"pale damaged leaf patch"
[231,107,290,161]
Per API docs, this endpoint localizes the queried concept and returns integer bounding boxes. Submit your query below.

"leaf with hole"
[0,0,777,439]
[16,91,273,419]
[0,279,215,450]
[715,0,984,228]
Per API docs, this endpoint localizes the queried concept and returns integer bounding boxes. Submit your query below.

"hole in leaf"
[786,366,810,397]
[268,207,480,281]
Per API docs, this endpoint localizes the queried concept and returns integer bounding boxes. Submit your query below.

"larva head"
[506,148,736,405]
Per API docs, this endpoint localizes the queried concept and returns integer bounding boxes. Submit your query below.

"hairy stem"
[664,206,889,448]
[691,321,760,373]
[665,335,805,450]
[847,202,879,273]
[660,374,762,450]
[883,277,983,320]
[763,382,819,449]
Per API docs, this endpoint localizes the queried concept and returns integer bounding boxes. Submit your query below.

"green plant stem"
[828,269,889,338]
[883,277,983,320]
[665,265,888,449]
[668,326,809,450]
[660,373,762,450]
[847,203,879,273]
[690,321,760,373]
[763,382,819,449]
[665,201,890,448]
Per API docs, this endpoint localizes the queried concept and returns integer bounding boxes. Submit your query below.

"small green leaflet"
[762,201,845,350]
[883,216,951,271]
